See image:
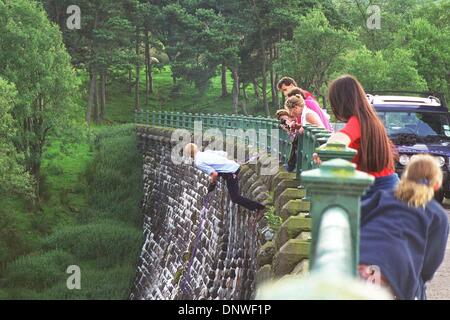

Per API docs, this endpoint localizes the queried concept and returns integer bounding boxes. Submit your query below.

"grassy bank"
[1,65,279,299]
[0,125,143,299]
[106,66,270,123]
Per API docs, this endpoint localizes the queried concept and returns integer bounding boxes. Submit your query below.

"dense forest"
[0,0,449,299]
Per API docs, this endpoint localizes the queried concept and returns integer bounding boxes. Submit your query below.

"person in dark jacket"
[359,154,449,300]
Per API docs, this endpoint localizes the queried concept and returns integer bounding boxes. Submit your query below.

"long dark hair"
[328,75,395,172]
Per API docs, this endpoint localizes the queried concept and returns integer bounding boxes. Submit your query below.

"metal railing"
[135,110,391,298]
[136,110,294,170]
[135,110,332,179]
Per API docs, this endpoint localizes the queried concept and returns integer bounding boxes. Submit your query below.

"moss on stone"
[275,216,311,249]
[173,267,185,285]
[257,241,276,268]
[275,188,306,214]
[272,239,310,277]
[273,179,301,201]
[280,199,310,221]
[272,172,297,190]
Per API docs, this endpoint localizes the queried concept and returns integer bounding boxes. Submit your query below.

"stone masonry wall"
[130,126,313,300]
[130,126,271,300]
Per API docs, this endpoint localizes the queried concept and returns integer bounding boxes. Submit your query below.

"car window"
[377,111,450,138]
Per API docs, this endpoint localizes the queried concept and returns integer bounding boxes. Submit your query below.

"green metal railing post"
[151,111,156,126]
[301,157,374,276]
[316,142,357,163]
[301,125,314,172]
[309,130,329,169]
[181,112,186,130]
[193,113,199,131]
[158,111,163,126]
[175,112,183,128]
[295,132,304,180]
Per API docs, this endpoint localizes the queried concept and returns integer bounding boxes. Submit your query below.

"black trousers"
[219,169,265,211]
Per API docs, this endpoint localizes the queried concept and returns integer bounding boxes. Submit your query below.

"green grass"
[1,125,143,300]
[84,126,143,226]
[0,196,40,266]
[39,141,92,229]
[1,65,279,299]
[105,66,271,124]
[42,220,142,268]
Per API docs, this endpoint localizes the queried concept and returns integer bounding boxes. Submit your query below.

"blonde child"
[359,154,449,299]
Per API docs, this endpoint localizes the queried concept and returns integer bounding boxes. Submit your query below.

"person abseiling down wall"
[184,143,266,219]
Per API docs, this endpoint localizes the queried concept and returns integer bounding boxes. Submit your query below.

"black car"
[369,92,450,202]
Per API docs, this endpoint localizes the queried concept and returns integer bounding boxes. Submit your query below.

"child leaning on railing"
[359,154,449,300]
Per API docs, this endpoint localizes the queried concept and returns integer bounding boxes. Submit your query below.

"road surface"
[427,199,450,300]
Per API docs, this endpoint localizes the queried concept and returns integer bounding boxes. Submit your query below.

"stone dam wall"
[130,126,312,300]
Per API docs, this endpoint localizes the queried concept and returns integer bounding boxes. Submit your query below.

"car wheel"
[435,189,444,203]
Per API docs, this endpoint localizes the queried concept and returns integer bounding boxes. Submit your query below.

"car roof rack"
[366,91,448,109]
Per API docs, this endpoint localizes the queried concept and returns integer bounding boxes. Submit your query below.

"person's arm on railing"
[305,112,325,129]
[326,132,351,146]
[313,131,353,165]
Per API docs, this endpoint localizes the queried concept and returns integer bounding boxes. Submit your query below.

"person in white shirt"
[285,94,325,129]
[184,143,266,214]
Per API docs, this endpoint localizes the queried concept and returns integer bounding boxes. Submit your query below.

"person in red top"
[315,75,399,200]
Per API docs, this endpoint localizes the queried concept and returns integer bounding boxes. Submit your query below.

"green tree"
[0,0,78,196]
[275,9,358,95]
[333,47,428,91]
[393,18,450,98]
[0,78,33,197]
[330,0,424,51]
[42,0,135,122]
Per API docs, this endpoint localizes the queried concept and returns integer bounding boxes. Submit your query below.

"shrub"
[85,125,143,226]
[37,264,136,300]
[42,220,142,269]
[4,250,75,291]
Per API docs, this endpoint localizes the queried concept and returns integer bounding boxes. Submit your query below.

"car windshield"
[377,111,450,144]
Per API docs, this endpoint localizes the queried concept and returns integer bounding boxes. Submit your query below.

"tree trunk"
[240,83,249,115]
[261,68,269,116]
[253,78,260,100]
[87,70,97,125]
[243,83,249,100]
[94,74,100,123]
[270,44,277,109]
[135,26,141,111]
[252,0,269,117]
[128,69,133,95]
[100,71,106,120]
[144,28,150,105]
[147,32,153,95]
[221,63,228,97]
[231,68,239,114]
